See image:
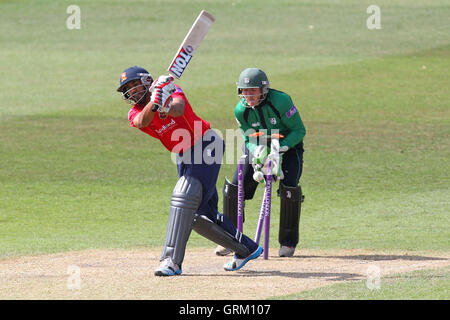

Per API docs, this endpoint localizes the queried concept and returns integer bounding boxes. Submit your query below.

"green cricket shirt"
[235,88,306,154]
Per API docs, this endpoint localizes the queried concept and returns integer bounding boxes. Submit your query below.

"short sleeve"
[128,107,141,127]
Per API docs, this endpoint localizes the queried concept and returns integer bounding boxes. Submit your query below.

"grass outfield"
[0,0,449,299]
[272,266,450,300]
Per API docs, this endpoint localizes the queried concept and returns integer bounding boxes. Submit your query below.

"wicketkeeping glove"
[252,144,287,182]
[267,152,284,181]
[252,145,269,166]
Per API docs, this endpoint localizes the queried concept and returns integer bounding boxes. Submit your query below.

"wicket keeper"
[216,68,306,258]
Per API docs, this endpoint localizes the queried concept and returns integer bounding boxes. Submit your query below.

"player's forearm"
[282,127,305,148]
[243,132,258,155]
[133,102,157,128]
[280,113,306,148]
[167,97,185,117]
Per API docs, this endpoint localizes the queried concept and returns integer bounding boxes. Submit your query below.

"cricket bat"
[167,10,215,79]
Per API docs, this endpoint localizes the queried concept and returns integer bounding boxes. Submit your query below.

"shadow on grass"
[183,270,363,281]
[290,254,448,262]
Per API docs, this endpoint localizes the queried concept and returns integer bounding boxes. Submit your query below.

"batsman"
[117,66,262,277]
[216,68,306,258]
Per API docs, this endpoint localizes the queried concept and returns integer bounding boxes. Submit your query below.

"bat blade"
[168,10,215,79]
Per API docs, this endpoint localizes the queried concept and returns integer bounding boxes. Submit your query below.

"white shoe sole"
[224,246,263,271]
[154,267,182,277]
[279,247,295,257]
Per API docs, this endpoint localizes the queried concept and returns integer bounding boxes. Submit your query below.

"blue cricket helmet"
[116,66,153,93]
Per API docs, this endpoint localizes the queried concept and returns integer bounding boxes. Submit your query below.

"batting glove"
[151,75,176,112]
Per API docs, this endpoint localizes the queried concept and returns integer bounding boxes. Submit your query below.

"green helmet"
[237,68,270,107]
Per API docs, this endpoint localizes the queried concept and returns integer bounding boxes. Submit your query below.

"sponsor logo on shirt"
[252,122,260,127]
[269,117,277,125]
[156,119,177,135]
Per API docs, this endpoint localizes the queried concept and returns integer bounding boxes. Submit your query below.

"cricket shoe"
[154,257,182,277]
[214,245,232,256]
[279,246,295,257]
[223,246,263,271]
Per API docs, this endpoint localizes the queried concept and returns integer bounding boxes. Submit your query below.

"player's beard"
[132,89,149,106]
[123,83,150,106]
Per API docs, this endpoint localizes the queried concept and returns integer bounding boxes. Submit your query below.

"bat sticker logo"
[169,47,193,78]
[185,45,194,54]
